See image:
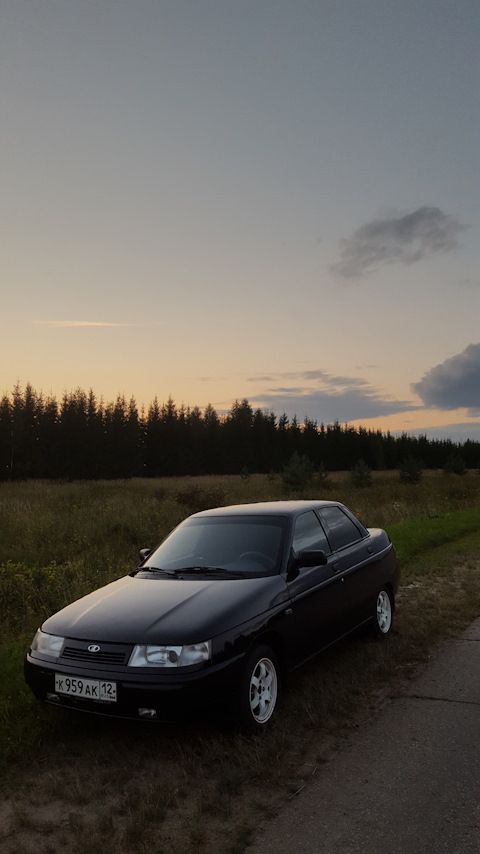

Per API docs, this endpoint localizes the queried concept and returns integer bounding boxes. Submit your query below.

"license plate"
[55,674,117,703]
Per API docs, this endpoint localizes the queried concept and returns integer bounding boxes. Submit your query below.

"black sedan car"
[25,500,399,729]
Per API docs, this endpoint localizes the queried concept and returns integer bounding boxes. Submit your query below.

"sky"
[2,0,479,441]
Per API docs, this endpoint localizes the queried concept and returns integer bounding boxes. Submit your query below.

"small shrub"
[350,459,372,488]
[282,452,314,493]
[314,461,332,491]
[174,483,226,513]
[443,453,466,476]
[398,456,423,484]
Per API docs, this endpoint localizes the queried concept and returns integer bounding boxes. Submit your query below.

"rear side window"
[319,506,364,550]
[292,511,330,554]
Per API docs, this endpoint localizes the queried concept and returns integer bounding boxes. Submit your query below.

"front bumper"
[24,651,245,721]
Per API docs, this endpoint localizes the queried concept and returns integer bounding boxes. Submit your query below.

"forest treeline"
[1,383,479,481]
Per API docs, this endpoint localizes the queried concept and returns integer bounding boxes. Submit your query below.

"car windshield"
[143,515,286,578]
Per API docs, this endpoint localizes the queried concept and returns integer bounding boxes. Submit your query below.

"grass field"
[1,472,480,854]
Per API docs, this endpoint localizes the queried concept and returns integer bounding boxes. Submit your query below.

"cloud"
[412,343,480,416]
[247,369,374,390]
[33,320,162,328]
[248,369,415,423]
[331,206,465,279]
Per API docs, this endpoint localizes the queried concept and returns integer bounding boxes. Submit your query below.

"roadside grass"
[1,473,480,853]
[386,507,480,569]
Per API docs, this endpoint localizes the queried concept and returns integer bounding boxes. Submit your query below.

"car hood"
[41,574,290,644]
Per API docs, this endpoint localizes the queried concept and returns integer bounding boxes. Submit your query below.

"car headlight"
[31,629,65,659]
[128,641,211,668]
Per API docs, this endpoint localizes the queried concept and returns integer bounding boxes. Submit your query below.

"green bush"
[281,452,314,493]
[398,456,423,484]
[314,461,332,491]
[443,453,466,476]
[174,483,227,513]
[350,459,372,488]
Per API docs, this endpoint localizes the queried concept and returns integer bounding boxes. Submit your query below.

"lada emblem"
[87,644,101,653]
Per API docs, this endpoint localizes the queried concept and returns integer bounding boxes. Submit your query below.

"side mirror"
[139,548,152,563]
[295,549,328,568]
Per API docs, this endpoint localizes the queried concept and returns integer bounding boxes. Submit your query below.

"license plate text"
[54,674,117,702]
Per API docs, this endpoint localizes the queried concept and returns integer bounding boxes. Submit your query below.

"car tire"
[238,645,280,731]
[372,587,393,637]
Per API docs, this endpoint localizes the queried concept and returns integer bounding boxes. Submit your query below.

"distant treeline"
[1,383,479,481]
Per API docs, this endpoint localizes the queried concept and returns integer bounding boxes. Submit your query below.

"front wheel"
[373,588,393,637]
[239,645,280,731]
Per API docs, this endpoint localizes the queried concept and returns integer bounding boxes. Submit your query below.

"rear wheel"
[373,588,393,637]
[239,645,279,731]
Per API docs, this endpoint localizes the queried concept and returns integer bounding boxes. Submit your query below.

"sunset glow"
[2,2,479,440]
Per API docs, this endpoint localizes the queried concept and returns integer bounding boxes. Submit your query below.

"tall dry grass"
[1,471,479,640]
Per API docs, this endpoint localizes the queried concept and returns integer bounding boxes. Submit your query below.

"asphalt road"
[246,618,480,854]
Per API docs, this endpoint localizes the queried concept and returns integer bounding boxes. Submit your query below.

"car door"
[317,505,376,629]
[287,510,349,666]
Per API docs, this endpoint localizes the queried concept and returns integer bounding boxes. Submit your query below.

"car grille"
[60,644,132,666]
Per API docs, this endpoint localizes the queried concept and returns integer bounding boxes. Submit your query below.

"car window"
[319,506,363,550]
[292,511,330,553]
[146,516,286,576]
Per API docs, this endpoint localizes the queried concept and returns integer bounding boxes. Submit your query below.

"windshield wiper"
[175,566,246,578]
[130,565,246,578]
[129,566,177,577]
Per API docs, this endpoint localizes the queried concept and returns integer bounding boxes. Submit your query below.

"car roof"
[192,500,343,519]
